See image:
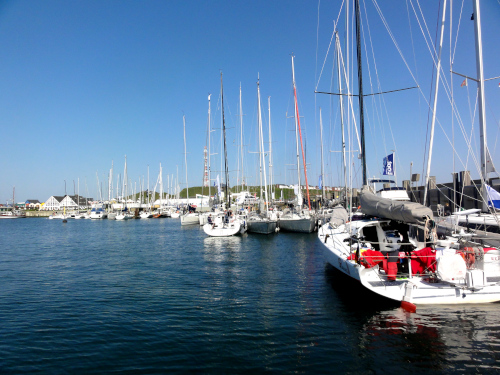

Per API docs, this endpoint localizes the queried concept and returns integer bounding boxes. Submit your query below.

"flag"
[461,79,467,87]
[486,184,500,209]
[383,153,395,176]
[318,175,323,190]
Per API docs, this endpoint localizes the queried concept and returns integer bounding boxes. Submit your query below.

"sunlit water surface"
[1,218,499,373]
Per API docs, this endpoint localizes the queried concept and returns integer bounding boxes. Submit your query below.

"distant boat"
[90,205,107,219]
[278,55,316,234]
[0,188,26,219]
[247,213,277,234]
[140,211,153,219]
[116,155,130,221]
[203,213,241,237]
[246,76,277,235]
[180,115,199,226]
[0,208,26,219]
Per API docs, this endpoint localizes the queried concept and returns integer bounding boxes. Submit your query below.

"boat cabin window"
[409,225,427,243]
[360,225,380,250]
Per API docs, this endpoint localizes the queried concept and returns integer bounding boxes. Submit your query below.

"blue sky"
[0,0,499,203]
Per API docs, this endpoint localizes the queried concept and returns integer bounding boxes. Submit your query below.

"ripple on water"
[1,218,500,373]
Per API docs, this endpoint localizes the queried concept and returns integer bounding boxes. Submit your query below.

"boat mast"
[183,115,189,206]
[291,54,311,208]
[291,57,302,205]
[221,72,229,208]
[160,162,163,210]
[268,96,273,201]
[335,32,348,205]
[208,94,212,200]
[423,0,447,204]
[109,161,113,206]
[257,77,269,215]
[355,0,367,187]
[473,0,489,211]
[319,107,325,201]
[240,84,244,193]
[123,155,127,208]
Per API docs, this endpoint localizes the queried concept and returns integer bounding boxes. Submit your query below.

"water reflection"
[324,264,500,373]
[203,236,242,262]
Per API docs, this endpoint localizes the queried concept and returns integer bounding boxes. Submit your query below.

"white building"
[42,195,92,211]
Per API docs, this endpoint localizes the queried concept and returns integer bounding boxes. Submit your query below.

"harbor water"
[1,218,499,373]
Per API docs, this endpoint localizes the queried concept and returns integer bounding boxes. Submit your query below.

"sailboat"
[317,0,500,309]
[180,115,199,226]
[279,55,317,233]
[107,161,117,220]
[247,76,277,235]
[199,94,215,226]
[204,72,243,237]
[0,187,26,219]
[116,155,131,220]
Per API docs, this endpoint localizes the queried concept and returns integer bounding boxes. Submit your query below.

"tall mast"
[240,84,244,193]
[319,107,325,200]
[160,162,163,209]
[109,161,113,203]
[355,0,367,186]
[96,172,102,201]
[183,115,189,205]
[208,94,212,199]
[335,32,348,204]
[123,155,127,207]
[221,72,229,207]
[473,0,489,212]
[257,77,269,215]
[291,57,301,203]
[291,54,311,208]
[424,0,447,204]
[268,96,273,201]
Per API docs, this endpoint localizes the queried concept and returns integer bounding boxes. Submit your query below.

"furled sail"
[360,186,433,224]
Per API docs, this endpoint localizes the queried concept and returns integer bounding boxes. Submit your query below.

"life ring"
[459,247,475,269]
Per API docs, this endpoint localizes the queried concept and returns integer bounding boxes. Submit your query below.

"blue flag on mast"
[486,184,500,209]
[318,175,322,190]
[383,153,395,176]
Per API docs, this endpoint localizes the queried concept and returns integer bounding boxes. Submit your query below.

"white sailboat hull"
[203,222,241,237]
[181,213,199,225]
[90,212,107,219]
[318,221,500,305]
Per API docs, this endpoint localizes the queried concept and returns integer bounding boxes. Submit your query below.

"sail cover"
[360,186,433,224]
[329,205,349,227]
